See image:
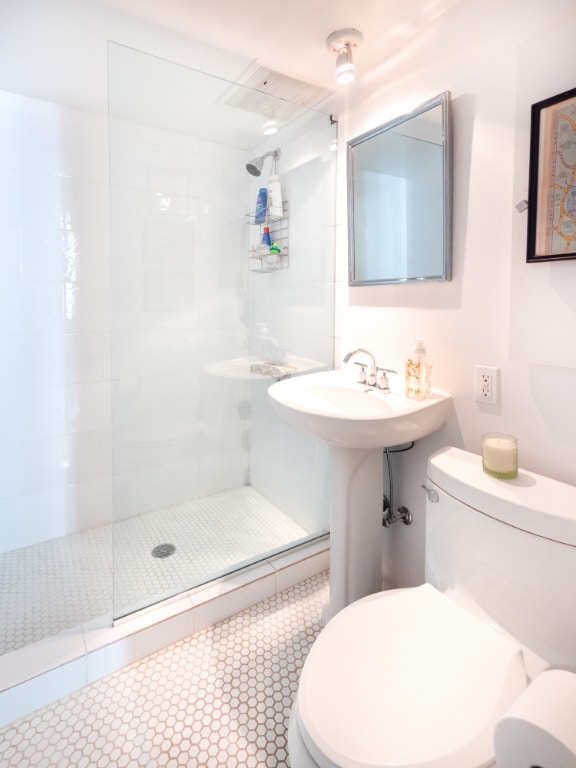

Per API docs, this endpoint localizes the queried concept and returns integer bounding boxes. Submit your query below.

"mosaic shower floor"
[0,486,312,655]
[0,570,329,768]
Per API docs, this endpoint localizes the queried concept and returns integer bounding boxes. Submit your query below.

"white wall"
[108,114,250,520]
[248,112,336,533]
[336,0,576,586]
[0,90,113,551]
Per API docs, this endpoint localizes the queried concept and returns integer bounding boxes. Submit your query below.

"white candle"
[482,433,518,479]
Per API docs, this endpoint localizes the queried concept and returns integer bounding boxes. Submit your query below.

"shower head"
[246,148,281,176]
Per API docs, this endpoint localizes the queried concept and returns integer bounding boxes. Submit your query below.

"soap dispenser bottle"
[405,339,432,400]
[256,323,280,363]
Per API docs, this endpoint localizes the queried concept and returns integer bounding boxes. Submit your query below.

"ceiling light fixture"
[326,29,364,86]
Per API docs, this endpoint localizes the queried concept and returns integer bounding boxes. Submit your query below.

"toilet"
[288,446,576,768]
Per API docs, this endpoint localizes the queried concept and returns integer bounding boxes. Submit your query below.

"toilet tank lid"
[428,447,576,546]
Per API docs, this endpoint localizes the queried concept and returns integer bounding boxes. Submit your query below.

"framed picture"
[527,86,576,262]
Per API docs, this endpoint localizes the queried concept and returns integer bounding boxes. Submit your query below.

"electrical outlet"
[475,365,499,405]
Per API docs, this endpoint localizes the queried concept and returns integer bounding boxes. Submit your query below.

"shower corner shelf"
[247,201,289,273]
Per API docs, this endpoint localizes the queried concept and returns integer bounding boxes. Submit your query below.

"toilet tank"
[425,447,576,672]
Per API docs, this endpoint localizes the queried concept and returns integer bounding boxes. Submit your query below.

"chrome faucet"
[342,348,377,385]
[343,348,396,391]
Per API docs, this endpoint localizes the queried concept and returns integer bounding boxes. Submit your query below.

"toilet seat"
[295,584,528,768]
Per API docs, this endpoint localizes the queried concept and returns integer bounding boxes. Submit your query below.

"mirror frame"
[347,91,452,286]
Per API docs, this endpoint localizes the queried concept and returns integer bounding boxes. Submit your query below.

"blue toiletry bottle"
[255,187,267,224]
[262,227,271,246]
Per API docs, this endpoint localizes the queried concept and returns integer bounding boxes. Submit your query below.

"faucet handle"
[376,367,397,392]
[353,361,367,383]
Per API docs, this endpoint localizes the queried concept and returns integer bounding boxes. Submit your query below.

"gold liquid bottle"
[405,339,432,400]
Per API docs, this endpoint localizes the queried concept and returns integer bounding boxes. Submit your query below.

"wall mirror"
[348,91,452,285]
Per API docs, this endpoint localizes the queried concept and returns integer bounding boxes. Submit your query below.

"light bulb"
[326,30,363,87]
[335,44,355,85]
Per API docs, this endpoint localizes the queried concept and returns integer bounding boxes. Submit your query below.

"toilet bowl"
[289,584,527,768]
[288,447,576,768]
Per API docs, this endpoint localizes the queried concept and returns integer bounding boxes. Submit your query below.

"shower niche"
[248,201,289,272]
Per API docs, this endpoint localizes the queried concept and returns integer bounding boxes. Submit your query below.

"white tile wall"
[108,97,253,519]
[0,90,111,552]
[247,114,337,535]
[0,56,336,572]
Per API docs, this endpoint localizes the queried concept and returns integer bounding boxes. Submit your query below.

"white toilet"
[288,446,576,768]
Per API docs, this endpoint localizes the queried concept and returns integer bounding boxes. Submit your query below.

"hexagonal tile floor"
[0,486,311,655]
[0,571,329,767]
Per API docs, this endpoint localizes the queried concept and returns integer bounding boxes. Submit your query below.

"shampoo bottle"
[405,339,432,400]
[254,187,268,224]
[267,175,283,220]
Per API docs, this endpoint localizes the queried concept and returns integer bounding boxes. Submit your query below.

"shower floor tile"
[0,570,329,768]
[0,487,311,656]
[114,486,309,617]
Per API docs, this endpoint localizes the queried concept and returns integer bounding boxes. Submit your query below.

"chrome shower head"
[246,158,263,176]
[246,148,281,176]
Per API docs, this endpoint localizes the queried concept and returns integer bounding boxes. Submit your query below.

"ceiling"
[97,0,467,91]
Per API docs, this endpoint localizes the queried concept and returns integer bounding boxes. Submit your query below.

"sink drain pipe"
[382,444,414,527]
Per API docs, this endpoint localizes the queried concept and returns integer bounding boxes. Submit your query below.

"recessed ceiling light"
[263,120,279,135]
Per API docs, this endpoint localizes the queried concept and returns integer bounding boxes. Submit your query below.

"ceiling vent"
[223,65,334,122]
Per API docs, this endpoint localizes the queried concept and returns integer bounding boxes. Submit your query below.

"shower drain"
[151,543,176,559]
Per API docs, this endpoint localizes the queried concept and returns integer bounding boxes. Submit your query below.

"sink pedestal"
[325,446,384,622]
[268,370,452,623]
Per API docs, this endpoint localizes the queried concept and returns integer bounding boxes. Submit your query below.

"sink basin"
[269,369,452,449]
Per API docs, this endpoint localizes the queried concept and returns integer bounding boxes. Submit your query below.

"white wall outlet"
[475,365,499,405]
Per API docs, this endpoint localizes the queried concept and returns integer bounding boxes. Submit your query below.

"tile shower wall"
[0,90,112,552]
[248,115,336,534]
[0,86,335,553]
[108,114,249,521]
[0,86,250,550]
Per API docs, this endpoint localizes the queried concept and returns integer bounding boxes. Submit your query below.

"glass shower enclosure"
[108,44,336,618]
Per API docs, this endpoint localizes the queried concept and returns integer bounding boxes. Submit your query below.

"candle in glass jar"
[482,433,518,479]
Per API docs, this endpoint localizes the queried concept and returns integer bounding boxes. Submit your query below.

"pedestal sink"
[268,369,452,620]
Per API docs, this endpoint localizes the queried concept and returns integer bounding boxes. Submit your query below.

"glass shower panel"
[248,111,338,534]
[108,43,335,619]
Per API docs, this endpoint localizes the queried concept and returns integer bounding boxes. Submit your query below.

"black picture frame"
[527,86,576,263]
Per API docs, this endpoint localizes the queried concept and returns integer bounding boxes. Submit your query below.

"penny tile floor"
[0,486,311,655]
[0,571,328,767]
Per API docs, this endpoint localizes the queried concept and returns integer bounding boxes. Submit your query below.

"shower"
[106,44,336,621]
[0,42,337,669]
[246,148,281,176]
